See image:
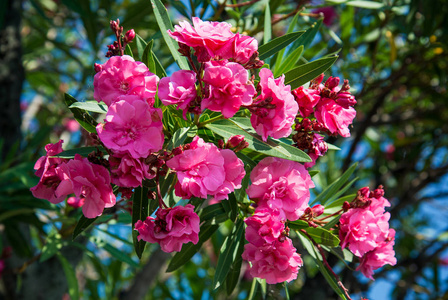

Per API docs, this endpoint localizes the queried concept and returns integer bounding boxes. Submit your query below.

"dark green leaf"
[142,40,156,72]
[323,215,341,230]
[64,93,98,133]
[56,253,79,300]
[275,10,301,68]
[259,31,305,60]
[166,127,190,150]
[288,219,309,230]
[288,19,323,54]
[304,227,340,247]
[69,101,107,114]
[125,43,134,58]
[54,146,105,159]
[275,45,304,77]
[225,230,245,295]
[284,56,338,90]
[199,202,229,224]
[325,194,356,209]
[132,186,149,259]
[151,51,167,77]
[227,193,238,222]
[166,224,220,272]
[263,2,271,44]
[73,215,98,240]
[150,0,189,70]
[213,219,245,289]
[103,243,140,267]
[40,231,63,262]
[135,34,147,60]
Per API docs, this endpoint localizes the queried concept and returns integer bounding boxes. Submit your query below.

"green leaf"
[135,34,147,60]
[64,93,98,133]
[310,162,358,205]
[56,253,79,300]
[327,143,341,150]
[325,194,356,209]
[166,224,220,272]
[288,19,323,54]
[142,40,156,72]
[151,51,167,77]
[275,10,301,68]
[73,215,98,240]
[103,243,140,267]
[324,178,358,207]
[248,278,260,300]
[150,0,189,70]
[199,202,229,225]
[225,230,245,295]
[213,219,245,290]
[40,231,63,262]
[125,43,134,58]
[323,215,341,230]
[288,219,309,230]
[54,146,105,159]
[275,45,304,77]
[227,193,238,222]
[258,31,305,60]
[346,0,384,9]
[284,56,338,90]
[304,227,340,247]
[206,119,311,163]
[166,127,190,150]
[132,186,149,259]
[69,101,108,114]
[263,1,271,44]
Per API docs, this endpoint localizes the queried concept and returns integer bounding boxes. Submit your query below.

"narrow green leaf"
[56,253,79,300]
[327,143,341,150]
[227,193,238,222]
[73,215,98,240]
[225,231,245,296]
[311,162,358,205]
[132,186,149,259]
[325,194,356,209]
[206,119,311,163]
[40,231,63,262]
[213,219,245,289]
[151,51,167,77]
[125,43,134,58]
[263,1,271,44]
[54,146,105,159]
[150,0,189,70]
[258,31,305,60]
[248,278,260,300]
[325,178,358,207]
[304,227,340,247]
[275,10,301,68]
[346,0,384,9]
[284,56,338,90]
[69,101,107,114]
[166,224,220,272]
[135,34,148,60]
[288,19,323,54]
[64,93,98,133]
[166,127,190,150]
[103,243,140,267]
[199,203,228,224]
[323,215,341,230]
[142,40,156,72]
[288,219,309,230]
[275,45,304,77]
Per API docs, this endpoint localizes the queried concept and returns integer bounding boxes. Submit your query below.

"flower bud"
[311,204,325,217]
[94,63,103,73]
[325,76,340,90]
[124,29,135,43]
[227,135,245,148]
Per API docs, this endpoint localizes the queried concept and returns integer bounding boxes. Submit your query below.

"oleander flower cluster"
[29,15,396,290]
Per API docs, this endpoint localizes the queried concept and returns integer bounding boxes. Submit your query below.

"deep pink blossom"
[168,17,234,59]
[202,61,255,118]
[135,204,200,253]
[315,98,356,137]
[158,70,197,114]
[357,229,397,280]
[166,136,245,200]
[58,155,116,218]
[96,95,164,159]
[246,157,315,221]
[109,152,154,188]
[339,208,391,257]
[30,140,69,204]
[242,238,302,284]
[216,33,259,65]
[93,55,159,106]
[304,133,328,168]
[250,68,298,141]
[293,86,321,118]
[245,208,285,247]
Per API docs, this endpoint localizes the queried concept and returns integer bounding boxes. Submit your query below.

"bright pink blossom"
[245,208,285,247]
[168,17,234,59]
[202,60,255,118]
[135,204,200,253]
[96,95,164,159]
[93,55,159,106]
[242,238,302,284]
[357,229,397,280]
[250,68,298,141]
[216,33,259,65]
[158,70,197,114]
[315,98,356,137]
[166,136,245,200]
[293,86,321,118]
[339,208,391,257]
[58,155,116,218]
[30,140,69,204]
[246,157,315,221]
[109,152,154,188]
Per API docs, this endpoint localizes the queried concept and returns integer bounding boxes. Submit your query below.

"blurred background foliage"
[0,0,447,299]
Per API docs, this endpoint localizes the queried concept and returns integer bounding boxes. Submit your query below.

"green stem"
[197,115,224,127]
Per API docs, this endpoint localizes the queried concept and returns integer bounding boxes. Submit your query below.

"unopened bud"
[325,76,340,90]
[372,185,385,198]
[218,139,225,149]
[227,135,245,148]
[124,29,135,43]
[94,63,102,73]
[311,204,325,217]
[172,146,183,156]
[343,201,351,212]
[110,19,120,31]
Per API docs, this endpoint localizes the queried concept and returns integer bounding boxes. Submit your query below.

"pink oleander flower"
[96,95,164,159]
[93,55,159,106]
[57,155,116,218]
[30,140,69,204]
[304,133,328,168]
[158,70,197,115]
[216,33,259,66]
[339,208,391,257]
[246,157,315,221]
[109,152,154,188]
[293,86,321,118]
[63,118,81,133]
[202,60,256,118]
[135,204,200,253]
[315,98,356,137]
[357,229,397,280]
[242,237,302,284]
[67,196,85,209]
[168,17,234,60]
[166,136,245,200]
[245,208,285,247]
[250,68,298,141]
